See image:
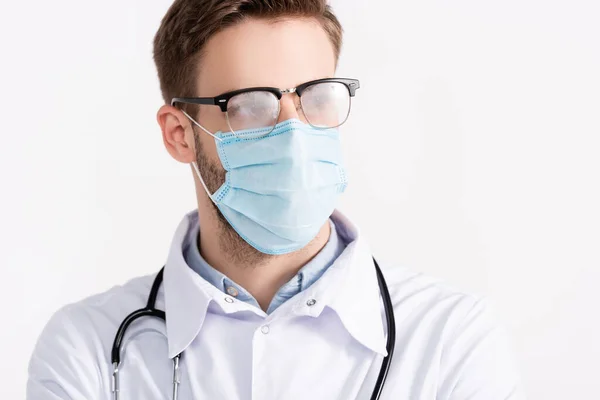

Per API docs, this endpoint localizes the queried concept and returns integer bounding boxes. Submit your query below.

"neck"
[196,198,331,311]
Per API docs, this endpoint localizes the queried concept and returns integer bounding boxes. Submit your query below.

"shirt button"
[260,325,270,334]
[306,299,317,306]
[224,297,234,303]
[226,286,239,297]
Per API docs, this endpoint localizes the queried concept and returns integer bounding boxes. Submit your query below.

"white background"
[1,0,598,398]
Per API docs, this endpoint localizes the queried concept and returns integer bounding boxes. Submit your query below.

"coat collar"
[163,209,387,358]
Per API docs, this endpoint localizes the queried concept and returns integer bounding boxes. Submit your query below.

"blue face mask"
[191,118,348,255]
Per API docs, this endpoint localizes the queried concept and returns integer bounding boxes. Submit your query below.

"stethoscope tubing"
[111,258,396,400]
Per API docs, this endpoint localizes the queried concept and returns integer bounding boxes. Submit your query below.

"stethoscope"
[111,258,396,400]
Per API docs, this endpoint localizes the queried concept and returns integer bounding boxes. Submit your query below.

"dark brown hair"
[153,0,343,106]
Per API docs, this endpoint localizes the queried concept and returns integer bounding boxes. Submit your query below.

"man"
[27,0,523,399]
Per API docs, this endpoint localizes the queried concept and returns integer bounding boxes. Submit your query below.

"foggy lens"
[301,82,350,129]
[226,91,279,138]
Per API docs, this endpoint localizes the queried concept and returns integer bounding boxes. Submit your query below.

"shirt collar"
[183,221,256,303]
[286,210,388,356]
[162,211,256,358]
[184,218,344,312]
[163,209,387,358]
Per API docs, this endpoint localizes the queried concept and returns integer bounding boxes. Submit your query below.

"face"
[158,17,337,262]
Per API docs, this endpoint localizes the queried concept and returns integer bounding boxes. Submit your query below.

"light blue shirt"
[183,219,346,314]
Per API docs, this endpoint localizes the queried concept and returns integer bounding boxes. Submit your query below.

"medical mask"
[192,118,348,255]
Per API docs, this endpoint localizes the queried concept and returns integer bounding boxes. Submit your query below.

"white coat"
[27,210,523,399]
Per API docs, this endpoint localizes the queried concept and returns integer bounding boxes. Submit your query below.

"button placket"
[252,326,268,400]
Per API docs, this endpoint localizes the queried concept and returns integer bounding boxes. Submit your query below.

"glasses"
[171,78,360,138]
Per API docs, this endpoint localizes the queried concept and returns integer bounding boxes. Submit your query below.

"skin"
[156,17,338,311]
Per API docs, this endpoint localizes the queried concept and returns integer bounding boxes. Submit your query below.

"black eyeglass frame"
[170,77,360,112]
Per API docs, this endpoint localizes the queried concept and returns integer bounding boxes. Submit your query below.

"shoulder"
[32,272,158,352]
[379,263,485,322]
[39,272,158,349]
[30,275,154,371]
[378,262,499,363]
[27,273,158,398]
[379,264,523,399]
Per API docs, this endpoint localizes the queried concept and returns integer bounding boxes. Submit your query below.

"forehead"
[197,18,336,95]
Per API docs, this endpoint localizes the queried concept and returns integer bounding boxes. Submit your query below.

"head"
[155,0,344,263]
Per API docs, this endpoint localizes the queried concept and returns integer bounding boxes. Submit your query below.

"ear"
[157,105,196,163]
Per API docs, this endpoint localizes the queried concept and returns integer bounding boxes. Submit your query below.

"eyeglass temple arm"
[170,97,216,107]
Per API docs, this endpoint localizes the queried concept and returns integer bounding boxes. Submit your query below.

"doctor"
[27,0,523,399]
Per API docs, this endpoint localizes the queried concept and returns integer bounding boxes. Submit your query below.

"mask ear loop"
[191,161,217,206]
[180,109,221,206]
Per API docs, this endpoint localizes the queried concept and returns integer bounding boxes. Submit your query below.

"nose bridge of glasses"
[278,87,305,123]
